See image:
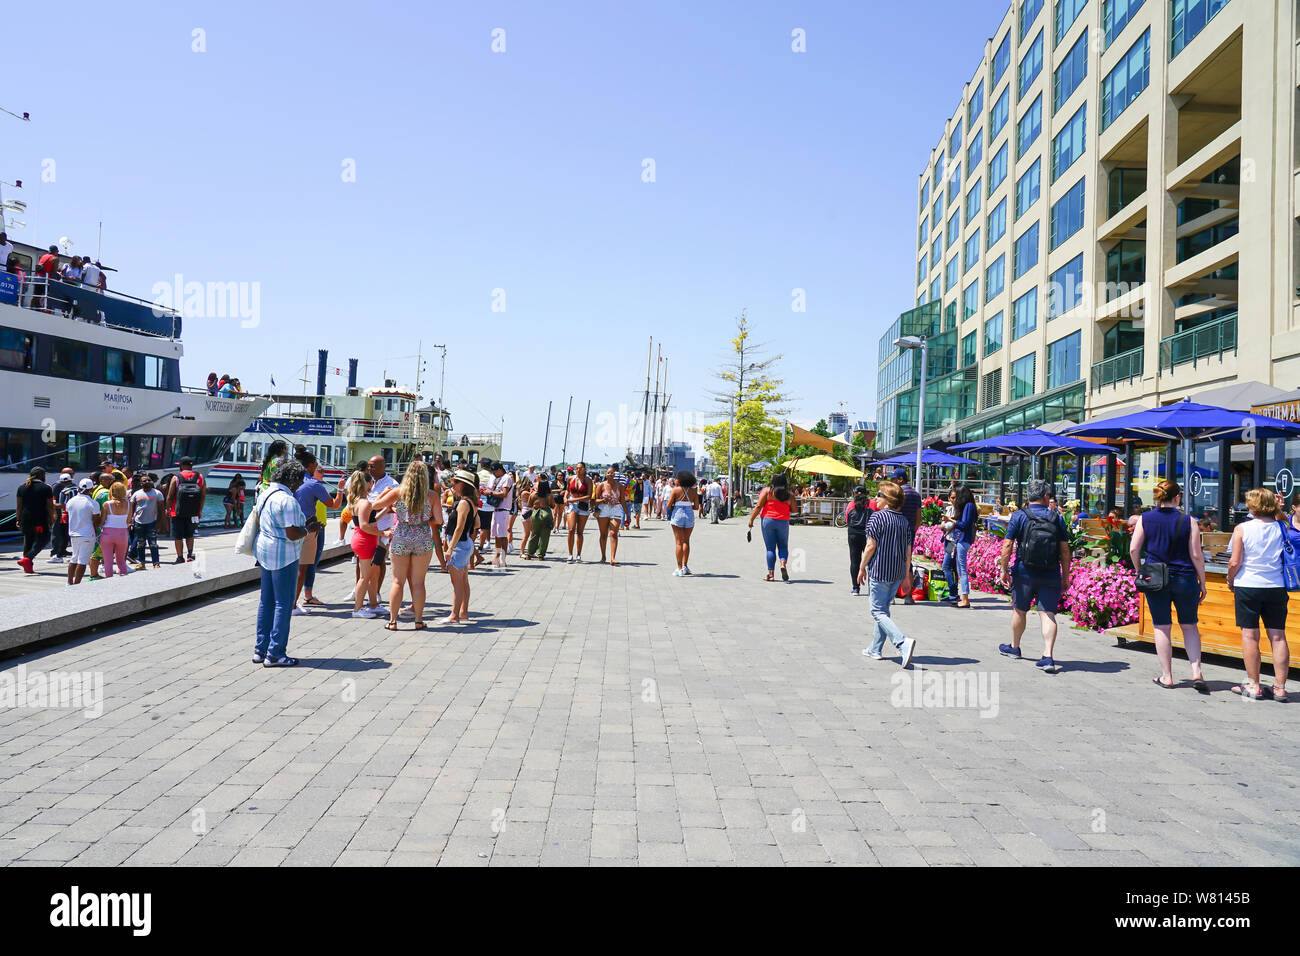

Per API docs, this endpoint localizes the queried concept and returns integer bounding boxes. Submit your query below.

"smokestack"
[315,349,328,417]
[348,358,359,390]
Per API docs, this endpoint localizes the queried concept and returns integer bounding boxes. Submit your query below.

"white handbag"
[234,489,282,556]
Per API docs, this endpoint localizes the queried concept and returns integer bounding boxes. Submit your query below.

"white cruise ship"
[0,239,269,509]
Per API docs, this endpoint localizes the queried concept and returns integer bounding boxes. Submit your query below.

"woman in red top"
[564,462,593,563]
[748,472,794,581]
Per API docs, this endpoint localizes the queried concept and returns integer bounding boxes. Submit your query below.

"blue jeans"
[761,518,789,572]
[130,521,159,565]
[304,533,324,590]
[256,561,299,660]
[954,539,970,596]
[867,577,907,655]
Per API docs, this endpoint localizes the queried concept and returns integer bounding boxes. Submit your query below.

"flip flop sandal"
[1152,677,1174,689]
[1231,684,1271,700]
[1272,687,1288,702]
[414,622,427,630]
[764,573,775,582]
[1192,678,1209,693]
[304,597,325,607]
[384,621,399,630]
[780,567,789,582]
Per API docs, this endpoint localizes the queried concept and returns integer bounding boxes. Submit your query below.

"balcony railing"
[2,274,181,338]
[1090,347,1143,391]
[1158,312,1237,375]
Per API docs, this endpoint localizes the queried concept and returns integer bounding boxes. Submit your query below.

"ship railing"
[6,273,181,339]
[434,432,503,448]
[337,418,420,441]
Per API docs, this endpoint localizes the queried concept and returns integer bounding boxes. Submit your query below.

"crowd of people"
[13,457,209,583]
[246,453,724,666]
[205,372,247,396]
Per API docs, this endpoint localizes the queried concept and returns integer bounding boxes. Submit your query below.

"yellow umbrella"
[782,454,863,478]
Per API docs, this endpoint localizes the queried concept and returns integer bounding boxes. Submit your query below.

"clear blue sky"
[3,0,1006,465]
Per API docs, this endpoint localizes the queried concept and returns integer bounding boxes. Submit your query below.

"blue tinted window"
[965,230,982,273]
[986,254,1006,301]
[1014,222,1041,279]
[1053,30,1088,113]
[1049,177,1086,249]
[1103,0,1145,49]
[1101,29,1150,130]
[988,197,1008,247]
[1055,0,1089,45]
[946,254,960,291]
[1013,287,1038,339]
[990,86,1010,140]
[1019,30,1044,101]
[947,163,963,206]
[988,142,1009,195]
[947,210,961,248]
[985,312,1004,355]
[1020,0,1045,42]
[1051,104,1086,181]
[968,80,985,125]
[1171,0,1229,59]
[1047,330,1081,388]
[967,129,983,171]
[993,33,1011,86]
[918,253,928,285]
[966,181,983,224]
[1016,159,1042,219]
[950,119,963,158]
[1011,351,1036,399]
[1017,96,1043,159]
[1048,254,1084,318]
[964,280,980,319]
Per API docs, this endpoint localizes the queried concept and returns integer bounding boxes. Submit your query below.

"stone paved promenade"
[1,518,1296,866]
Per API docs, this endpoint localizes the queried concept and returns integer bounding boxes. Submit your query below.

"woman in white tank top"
[1227,489,1290,701]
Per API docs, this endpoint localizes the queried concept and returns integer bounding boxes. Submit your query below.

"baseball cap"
[58,473,72,483]
[890,467,908,480]
[78,478,94,490]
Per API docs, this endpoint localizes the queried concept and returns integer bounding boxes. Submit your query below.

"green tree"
[702,311,789,484]
[812,419,830,437]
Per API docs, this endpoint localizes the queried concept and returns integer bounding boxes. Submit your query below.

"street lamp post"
[894,335,929,495]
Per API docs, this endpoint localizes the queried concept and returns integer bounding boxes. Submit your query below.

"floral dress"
[390,500,433,556]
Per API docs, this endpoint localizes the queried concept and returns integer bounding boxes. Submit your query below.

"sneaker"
[351,608,379,619]
[1035,656,1059,673]
[263,657,299,668]
[399,607,415,619]
[17,557,33,574]
[566,556,575,564]
[673,568,683,577]
[862,649,884,660]
[998,643,1022,660]
[251,653,265,664]
[574,555,583,563]
[850,588,859,596]
[899,637,917,669]
[186,554,195,562]
[682,566,692,576]
[174,556,185,564]
[47,555,64,564]
[291,606,308,616]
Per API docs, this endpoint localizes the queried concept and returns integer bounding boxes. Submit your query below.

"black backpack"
[846,503,870,536]
[175,471,203,518]
[1020,509,1062,570]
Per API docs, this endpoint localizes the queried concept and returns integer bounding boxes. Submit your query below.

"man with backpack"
[166,456,205,563]
[998,478,1071,673]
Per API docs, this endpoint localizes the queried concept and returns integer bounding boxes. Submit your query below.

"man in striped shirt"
[892,467,923,605]
[858,481,918,667]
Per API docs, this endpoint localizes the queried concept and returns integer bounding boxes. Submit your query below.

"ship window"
[55,432,91,471]
[0,430,33,470]
[51,338,91,380]
[136,436,164,471]
[335,446,347,467]
[191,436,230,463]
[223,446,235,462]
[143,355,173,389]
[105,349,137,387]
[98,435,127,464]
[0,328,35,371]
[305,445,317,459]
[251,442,263,463]
[237,441,248,462]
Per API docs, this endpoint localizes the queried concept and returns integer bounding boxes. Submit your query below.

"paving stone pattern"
[0,520,1295,866]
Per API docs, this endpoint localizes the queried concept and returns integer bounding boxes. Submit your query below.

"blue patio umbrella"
[875,449,977,467]
[951,427,1115,479]
[1063,400,1300,442]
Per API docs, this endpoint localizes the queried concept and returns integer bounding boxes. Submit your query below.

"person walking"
[942,484,978,608]
[487,460,516,569]
[373,460,436,630]
[844,484,871,595]
[15,467,55,573]
[891,467,923,605]
[631,472,645,529]
[667,470,700,576]
[441,469,480,624]
[705,476,725,524]
[253,459,313,667]
[998,478,1070,674]
[748,472,793,582]
[1130,479,1208,691]
[858,481,917,667]
[1226,489,1291,701]
[564,462,593,563]
[594,466,625,565]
